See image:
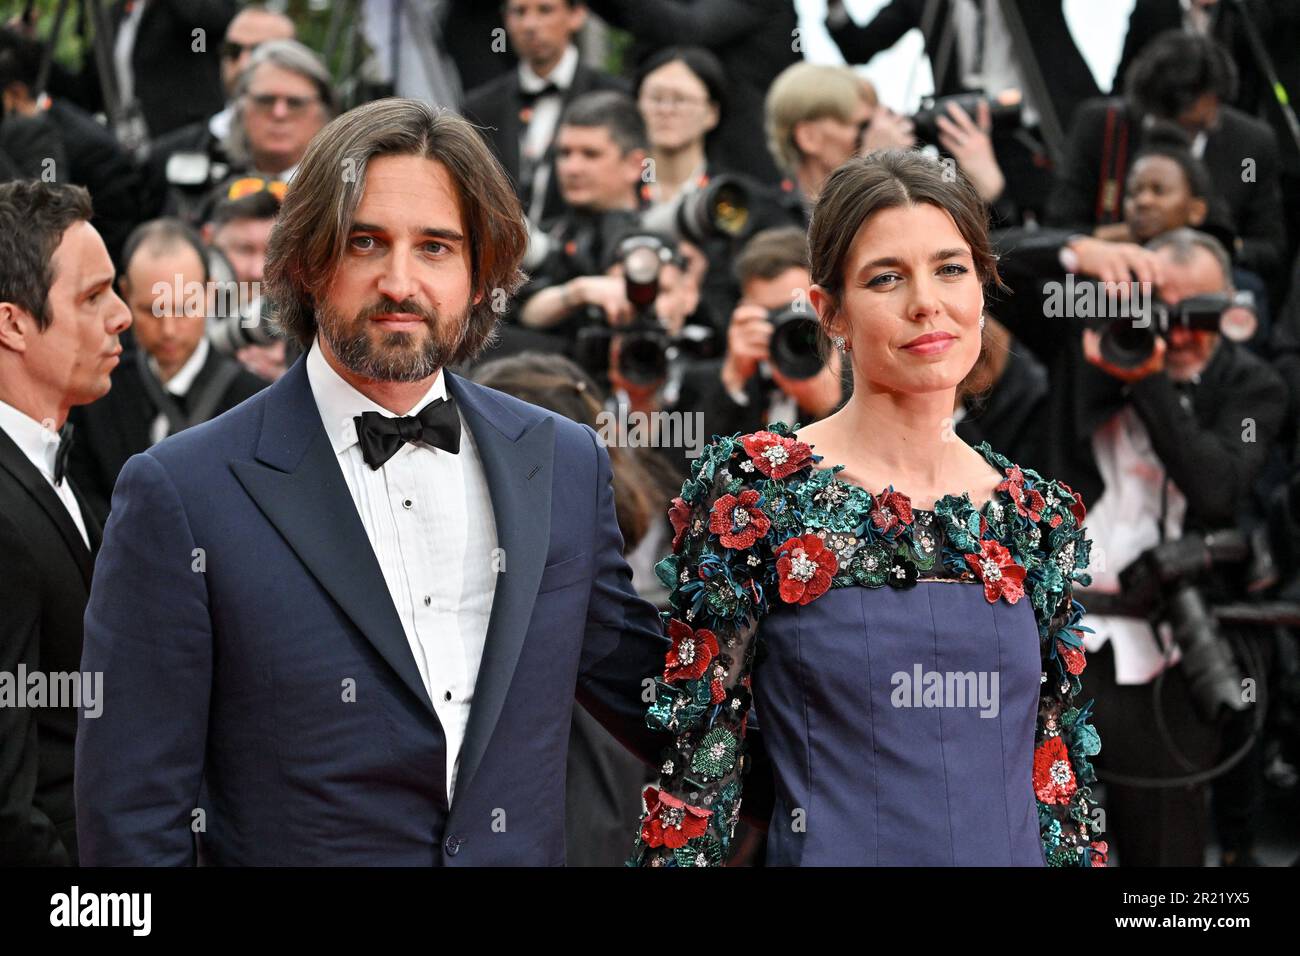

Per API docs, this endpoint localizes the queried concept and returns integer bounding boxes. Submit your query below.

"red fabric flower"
[668,496,692,551]
[964,538,1027,604]
[1033,736,1078,804]
[708,489,770,550]
[640,786,711,849]
[775,533,838,605]
[1089,840,1109,867]
[741,430,812,479]
[869,488,914,535]
[1057,480,1087,525]
[1057,640,1087,675]
[664,619,719,682]
[997,465,1046,522]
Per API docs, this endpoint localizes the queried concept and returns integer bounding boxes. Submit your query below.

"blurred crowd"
[3,0,1300,867]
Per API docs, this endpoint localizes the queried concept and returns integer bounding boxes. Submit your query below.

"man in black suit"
[825,0,1101,219]
[463,1,624,226]
[0,181,132,865]
[68,218,266,523]
[1047,31,1286,284]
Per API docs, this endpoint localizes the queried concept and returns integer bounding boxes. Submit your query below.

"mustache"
[355,300,437,324]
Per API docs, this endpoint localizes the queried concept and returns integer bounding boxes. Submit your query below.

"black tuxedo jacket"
[827,0,1100,133]
[68,347,266,524]
[463,64,626,224]
[0,425,102,864]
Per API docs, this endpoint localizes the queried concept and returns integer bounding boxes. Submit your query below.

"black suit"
[463,63,626,225]
[827,0,1100,134]
[1046,97,1287,280]
[68,346,266,524]
[587,0,800,186]
[0,425,101,865]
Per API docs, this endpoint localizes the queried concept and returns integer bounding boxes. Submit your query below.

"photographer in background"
[67,219,265,522]
[672,226,844,447]
[996,226,1287,865]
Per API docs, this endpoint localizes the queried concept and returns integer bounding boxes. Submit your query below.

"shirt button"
[423,595,432,607]
[402,498,414,510]
[444,834,462,856]
[444,690,452,702]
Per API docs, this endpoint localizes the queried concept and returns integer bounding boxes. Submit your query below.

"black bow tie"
[53,422,74,486]
[354,395,461,470]
[519,82,560,107]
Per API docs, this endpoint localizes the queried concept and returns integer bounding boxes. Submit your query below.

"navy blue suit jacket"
[76,358,668,865]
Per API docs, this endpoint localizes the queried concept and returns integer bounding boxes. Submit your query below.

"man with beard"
[76,99,671,865]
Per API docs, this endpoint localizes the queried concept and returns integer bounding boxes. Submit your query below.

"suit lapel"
[444,372,553,809]
[0,427,93,588]
[230,359,440,720]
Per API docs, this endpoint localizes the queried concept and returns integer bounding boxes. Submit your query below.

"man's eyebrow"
[349,222,464,242]
[80,275,115,297]
[857,248,972,272]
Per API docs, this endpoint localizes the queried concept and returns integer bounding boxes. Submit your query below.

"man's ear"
[568,3,589,33]
[625,147,649,187]
[200,222,214,244]
[0,301,35,353]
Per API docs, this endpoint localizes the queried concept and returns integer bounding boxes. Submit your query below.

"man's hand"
[935,100,1004,203]
[1092,222,1134,243]
[771,347,843,419]
[1082,326,1166,383]
[236,341,289,382]
[720,304,773,396]
[861,107,916,154]
[1067,236,1165,287]
[566,275,633,326]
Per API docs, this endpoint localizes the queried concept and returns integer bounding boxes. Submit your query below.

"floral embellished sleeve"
[627,426,815,867]
[962,450,1109,867]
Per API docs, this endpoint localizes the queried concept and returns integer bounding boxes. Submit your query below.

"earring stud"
[979,315,986,331]
[832,335,846,352]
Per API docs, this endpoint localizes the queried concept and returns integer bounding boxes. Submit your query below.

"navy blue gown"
[629,425,1106,867]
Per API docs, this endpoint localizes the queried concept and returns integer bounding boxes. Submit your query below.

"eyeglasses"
[221,40,260,61]
[639,91,709,112]
[225,177,288,202]
[246,92,320,116]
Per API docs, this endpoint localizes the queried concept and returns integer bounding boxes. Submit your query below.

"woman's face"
[813,202,984,396]
[638,60,719,153]
[1124,154,1205,242]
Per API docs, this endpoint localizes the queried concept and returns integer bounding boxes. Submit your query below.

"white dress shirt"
[1080,405,1188,684]
[148,336,210,445]
[0,399,90,550]
[305,341,499,803]
[519,44,579,222]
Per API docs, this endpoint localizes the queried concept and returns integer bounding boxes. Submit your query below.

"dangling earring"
[979,314,986,331]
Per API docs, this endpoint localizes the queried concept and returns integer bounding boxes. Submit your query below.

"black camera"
[573,234,714,386]
[910,91,1024,145]
[639,174,754,246]
[1090,289,1257,369]
[766,304,827,381]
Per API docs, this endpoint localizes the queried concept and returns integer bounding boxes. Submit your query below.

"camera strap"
[136,349,241,438]
[1094,102,1131,225]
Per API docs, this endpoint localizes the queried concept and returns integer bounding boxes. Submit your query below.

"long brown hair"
[264,98,529,362]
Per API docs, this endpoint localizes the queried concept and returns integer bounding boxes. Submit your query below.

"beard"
[317,296,470,383]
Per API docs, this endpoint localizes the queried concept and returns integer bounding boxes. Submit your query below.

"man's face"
[122,245,208,375]
[504,0,585,68]
[242,64,326,173]
[742,266,812,314]
[1175,92,1220,137]
[222,10,295,98]
[29,221,132,406]
[318,154,481,383]
[211,216,275,283]
[1152,245,1224,381]
[798,97,872,172]
[555,124,642,211]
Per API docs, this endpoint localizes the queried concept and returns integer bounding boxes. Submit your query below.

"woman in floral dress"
[629,150,1107,867]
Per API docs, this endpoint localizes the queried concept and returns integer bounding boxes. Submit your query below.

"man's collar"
[150,336,210,397]
[519,44,579,93]
[305,337,447,455]
[0,398,63,483]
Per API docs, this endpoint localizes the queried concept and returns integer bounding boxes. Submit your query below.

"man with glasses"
[232,40,335,183]
[463,0,624,225]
